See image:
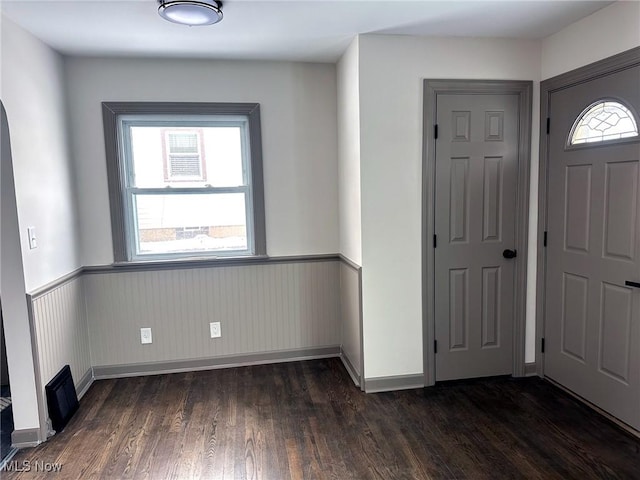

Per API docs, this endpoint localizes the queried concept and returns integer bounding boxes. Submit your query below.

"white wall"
[1,102,41,433]
[357,35,541,379]
[542,1,640,80]
[1,16,81,292]
[63,57,339,266]
[1,14,83,438]
[337,37,362,265]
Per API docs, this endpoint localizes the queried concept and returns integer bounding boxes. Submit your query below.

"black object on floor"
[45,365,79,433]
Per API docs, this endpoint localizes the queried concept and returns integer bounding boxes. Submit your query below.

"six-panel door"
[435,94,519,381]
[545,65,640,430]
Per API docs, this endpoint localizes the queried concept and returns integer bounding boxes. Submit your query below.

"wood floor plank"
[3,359,639,479]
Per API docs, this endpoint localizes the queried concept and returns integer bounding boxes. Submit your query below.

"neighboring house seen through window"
[102,103,266,262]
[163,129,206,181]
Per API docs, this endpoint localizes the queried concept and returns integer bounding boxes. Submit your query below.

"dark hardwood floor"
[3,358,639,479]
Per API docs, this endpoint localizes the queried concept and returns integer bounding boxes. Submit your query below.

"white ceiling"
[1,0,616,62]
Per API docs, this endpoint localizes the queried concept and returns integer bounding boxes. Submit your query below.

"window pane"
[168,132,198,153]
[129,126,244,188]
[570,101,639,145]
[134,193,247,256]
[169,155,202,178]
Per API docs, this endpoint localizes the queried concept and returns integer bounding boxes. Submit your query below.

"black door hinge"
[546,117,550,135]
[541,338,545,353]
[433,234,437,248]
[434,124,439,139]
[543,231,548,247]
[434,340,438,354]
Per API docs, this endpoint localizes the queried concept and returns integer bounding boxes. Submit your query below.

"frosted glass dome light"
[158,0,223,26]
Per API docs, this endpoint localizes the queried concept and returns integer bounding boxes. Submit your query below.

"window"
[102,103,266,262]
[569,100,638,145]
[163,130,205,181]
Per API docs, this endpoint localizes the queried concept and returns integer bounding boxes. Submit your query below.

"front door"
[545,64,640,430]
[434,93,521,381]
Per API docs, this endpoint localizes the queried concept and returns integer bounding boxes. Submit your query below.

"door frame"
[535,47,640,378]
[422,79,533,386]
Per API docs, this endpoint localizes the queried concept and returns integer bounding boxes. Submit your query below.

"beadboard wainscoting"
[339,259,363,388]
[27,272,92,441]
[29,274,92,395]
[84,260,343,373]
[22,256,363,445]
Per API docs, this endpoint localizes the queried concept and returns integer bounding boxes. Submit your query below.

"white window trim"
[102,102,266,263]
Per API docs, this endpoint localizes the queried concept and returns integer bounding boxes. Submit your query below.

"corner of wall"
[336,36,363,266]
[541,1,640,79]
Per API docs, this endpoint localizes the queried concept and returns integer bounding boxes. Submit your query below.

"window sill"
[110,255,270,272]
[81,254,343,275]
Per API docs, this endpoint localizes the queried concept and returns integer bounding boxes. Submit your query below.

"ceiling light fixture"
[158,0,223,26]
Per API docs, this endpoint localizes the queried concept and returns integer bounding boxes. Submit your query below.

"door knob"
[503,249,517,259]
[625,281,640,289]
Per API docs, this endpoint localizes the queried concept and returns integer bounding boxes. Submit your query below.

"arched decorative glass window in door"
[569,100,638,145]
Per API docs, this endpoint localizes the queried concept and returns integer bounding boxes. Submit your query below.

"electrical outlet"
[140,327,152,344]
[27,227,37,249]
[210,322,221,338]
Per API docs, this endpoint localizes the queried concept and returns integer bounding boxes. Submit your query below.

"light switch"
[27,227,37,249]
